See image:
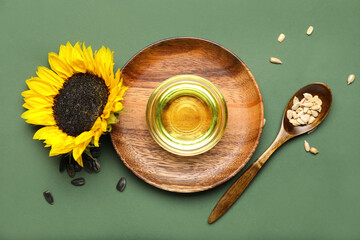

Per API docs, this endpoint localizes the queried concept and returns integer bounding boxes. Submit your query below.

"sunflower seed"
[310,147,319,154]
[59,156,68,173]
[278,33,285,43]
[303,107,309,113]
[300,114,310,123]
[308,116,316,124]
[270,57,282,64]
[347,74,355,85]
[66,161,75,178]
[74,161,82,172]
[287,110,293,119]
[304,140,310,152]
[311,105,320,110]
[311,110,318,117]
[293,96,299,105]
[306,26,314,35]
[90,147,101,158]
[301,102,313,107]
[290,119,300,126]
[92,158,101,173]
[263,118,266,126]
[116,177,127,192]
[43,190,54,205]
[297,118,305,125]
[313,95,322,105]
[292,102,300,110]
[303,93,313,99]
[71,177,85,186]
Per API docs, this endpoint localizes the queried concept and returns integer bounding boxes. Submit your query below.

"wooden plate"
[110,37,264,193]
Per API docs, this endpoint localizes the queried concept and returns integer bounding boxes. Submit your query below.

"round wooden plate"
[110,37,264,193]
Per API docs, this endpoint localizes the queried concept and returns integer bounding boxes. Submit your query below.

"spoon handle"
[208,131,290,224]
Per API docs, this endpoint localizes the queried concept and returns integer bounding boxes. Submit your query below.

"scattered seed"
[71,177,85,186]
[116,177,127,192]
[43,190,54,205]
[310,147,319,154]
[347,74,355,85]
[263,118,266,127]
[278,33,285,43]
[306,26,314,35]
[304,140,310,152]
[270,57,282,64]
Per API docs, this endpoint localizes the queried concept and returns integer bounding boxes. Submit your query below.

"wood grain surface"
[110,37,264,193]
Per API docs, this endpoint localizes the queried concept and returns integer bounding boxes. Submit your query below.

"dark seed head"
[71,177,85,186]
[43,190,54,205]
[53,73,109,137]
[116,177,127,192]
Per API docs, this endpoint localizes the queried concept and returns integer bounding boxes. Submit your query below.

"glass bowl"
[146,74,228,156]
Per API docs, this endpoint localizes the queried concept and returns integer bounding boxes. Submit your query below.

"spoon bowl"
[208,83,332,224]
[282,83,332,136]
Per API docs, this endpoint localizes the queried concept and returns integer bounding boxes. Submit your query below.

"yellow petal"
[73,139,91,161]
[113,102,124,113]
[24,95,53,109]
[48,52,73,79]
[36,66,64,89]
[33,126,59,140]
[21,108,56,125]
[93,130,102,147]
[26,77,58,96]
[75,130,94,145]
[21,89,39,98]
[70,42,86,73]
[82,43,95,74]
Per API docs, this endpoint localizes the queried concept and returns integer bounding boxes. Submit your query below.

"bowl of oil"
[146,74,228,156]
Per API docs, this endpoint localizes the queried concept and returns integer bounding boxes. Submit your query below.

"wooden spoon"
[208,83,332,224]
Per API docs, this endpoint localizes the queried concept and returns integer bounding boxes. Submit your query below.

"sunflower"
[21,42,127,167]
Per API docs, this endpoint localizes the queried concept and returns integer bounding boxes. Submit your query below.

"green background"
[1,0,359,239]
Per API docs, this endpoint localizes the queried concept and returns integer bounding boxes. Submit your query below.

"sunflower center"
[53,73,109,137]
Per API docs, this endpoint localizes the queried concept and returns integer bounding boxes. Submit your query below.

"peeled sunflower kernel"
[304,140,310,152]
[306,26,314,35]
[278,33,285,43]
[347,74,355,85]
[270,57,282,64]
[310,147,319,154]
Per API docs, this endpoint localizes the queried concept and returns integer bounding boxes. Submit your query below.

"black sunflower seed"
[66,161,76,178]
[43,190,54,205]
[59,156,68,173]
[83,154,93,173]
[74,161,82,172]
[90,147,101,158]
[116,177,127,192]
[71,177,85,186]
[92,158,101,173]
